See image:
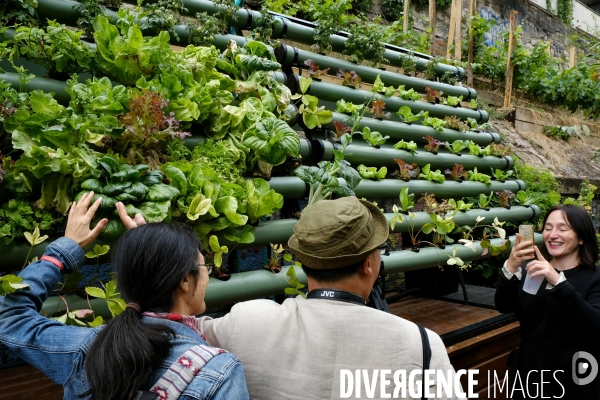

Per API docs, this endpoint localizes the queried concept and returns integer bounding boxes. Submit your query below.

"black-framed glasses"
[195,263,214,275]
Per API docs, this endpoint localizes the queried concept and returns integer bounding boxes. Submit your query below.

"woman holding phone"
[495,204,600,398]
[0,192,249,400]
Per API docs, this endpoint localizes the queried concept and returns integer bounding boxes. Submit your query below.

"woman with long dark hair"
[495,204,600,398]
[0,192,249,400]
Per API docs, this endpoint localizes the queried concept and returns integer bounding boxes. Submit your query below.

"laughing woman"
[0,192,249,400]
[495,204,600,399]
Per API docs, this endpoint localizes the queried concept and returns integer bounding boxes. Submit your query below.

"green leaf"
[146,183,180,202]
[299,77,312,94]
[85,287,106,299]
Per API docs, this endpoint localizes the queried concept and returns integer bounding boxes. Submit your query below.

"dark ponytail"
[82,223,201,400]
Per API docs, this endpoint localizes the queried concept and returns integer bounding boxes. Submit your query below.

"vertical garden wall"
[0,0,543,313]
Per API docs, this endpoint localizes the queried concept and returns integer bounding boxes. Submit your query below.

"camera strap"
[307,289,367,306]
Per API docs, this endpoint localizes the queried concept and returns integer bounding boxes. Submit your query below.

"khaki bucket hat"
[288,197,389,269]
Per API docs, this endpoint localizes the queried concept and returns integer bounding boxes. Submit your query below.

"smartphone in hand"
[518,225,535,249]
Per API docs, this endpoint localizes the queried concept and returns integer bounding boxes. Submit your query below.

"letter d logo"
[572,351,598,386]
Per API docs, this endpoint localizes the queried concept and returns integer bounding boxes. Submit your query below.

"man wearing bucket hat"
[198,197,463,399]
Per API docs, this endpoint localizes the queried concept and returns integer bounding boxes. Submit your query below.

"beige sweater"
[198,297,465,400]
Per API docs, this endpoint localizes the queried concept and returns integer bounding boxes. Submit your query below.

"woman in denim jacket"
[0,192,249,400]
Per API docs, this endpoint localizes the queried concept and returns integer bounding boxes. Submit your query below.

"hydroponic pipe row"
[268,177,526,199]
[340,143,513,170]
[217,205,540,248]
[203,233,541,306]
[40,231,541,312]
[329,112,501,146]
[122,0,464,78]
[291,76,489,122]
[274,44,475,99]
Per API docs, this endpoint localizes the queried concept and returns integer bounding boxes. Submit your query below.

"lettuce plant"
[444,164,468,181]
[393,158,420,180]
[361,126,389,147]
[393,139,418,154]
[467,167,492,184]
[419,164,445,183]
[395,106,423,124]
[358,164,387,180]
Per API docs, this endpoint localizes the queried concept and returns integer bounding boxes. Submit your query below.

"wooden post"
[403,0,410,32]
[429,0,436,55]
[467,0,476,87]
[447,0,457,59]
[454,0,463,61]
[569,47,576,68]
[503,10,518,109]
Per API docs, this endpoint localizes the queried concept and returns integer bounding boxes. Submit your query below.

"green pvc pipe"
[218,205,539,248]
[275,44,475,99]
[302,79,488,122]
[341,143,514,171]
[329,112,500,145]
[41,296,111,319]
[268,177,526,200]
[0,72,70,105]
[352,179,525,199]
[203,233,540,306]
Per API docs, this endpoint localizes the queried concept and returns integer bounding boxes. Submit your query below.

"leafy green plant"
[397,85,422,101]
[422,212,456,246]
[478,191,493,209]
[369,99,391,119]
[243,117,300,178]
[358,164,387,180]
[543,125,573,141]
[392,139,418,154]
[311,0,353,53]
[421,114,447,132]
[399,52,418,76]
[77,0,106,39]
[361,126,389,147]
[444,140,469,155]
[284,263,306,298]
[423,135,442,153]
[496,190,515,208]
[336,99,364,116]
[395,106,423,123]
[296,77,334,130]
[492,169,514,182]
[0,274,29,296]
[304,59,330,79]
[443,116,468,131]
[0,199,62,246]
[398,186,415,212]
[442,95,463,107]
[444,164,468,181]
[331,121,353,142]
[448,198,473,212]
[86,279,125,318]
[294,132,360,208]
[336,69,362,88]
[467,141,491,157]
[424,86,443,103]
[467,167,492,184]
[343,19,387,65]
[0,0,38,26]
[186,12,228,47]
[419,164,445,183]
[393,158,420,180]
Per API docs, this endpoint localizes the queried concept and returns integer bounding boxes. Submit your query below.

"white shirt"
[502,260,566,289]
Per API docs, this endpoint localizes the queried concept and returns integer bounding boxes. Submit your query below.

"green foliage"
[361,126,389,147]
[421,113,447,132]
[395,106,423,123]
[444,140,469,154]
[336,99,364,115]
[0,200,59,246]
[77,0,106,39]
[393,139,418,154]
[86,279,125,318]
[556,0,573,25]
[139,0,187,42]
[284,264,306,298]
[0,274,29,296]
[467,167,492,184]
[343,19,387,65]
[396,86,422,101]
[186,12,227,47]
[0,0,38,26]
[543,125,574,141]
[296,78,333,130]
[6,21,96,80]
[512,159,561,219]
[358,164,387,180]
[419,164,445,183]
[311,0,354,53]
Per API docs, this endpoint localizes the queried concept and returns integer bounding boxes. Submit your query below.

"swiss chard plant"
[419,164,445,184]
[358,164,387,180]
[393,139,418,154]
[361,126,389,147]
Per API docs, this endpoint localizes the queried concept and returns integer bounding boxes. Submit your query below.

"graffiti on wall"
[479,6,526,46]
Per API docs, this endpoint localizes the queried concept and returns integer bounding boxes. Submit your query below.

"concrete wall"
[409,0,595,59]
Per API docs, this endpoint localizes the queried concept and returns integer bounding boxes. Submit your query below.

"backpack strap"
[418,324,432,400]
[133,344,227,400]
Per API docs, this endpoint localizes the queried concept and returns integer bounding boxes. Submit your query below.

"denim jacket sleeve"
[0,237,95,385]
[181,352,250,400]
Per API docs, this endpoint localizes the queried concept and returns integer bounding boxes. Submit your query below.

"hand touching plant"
[65,192,108,249]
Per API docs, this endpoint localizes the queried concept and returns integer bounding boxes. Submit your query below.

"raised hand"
[65,192,108,249]
[506,233,536,274]
[116,201,147,230]
[525,246,561,286]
